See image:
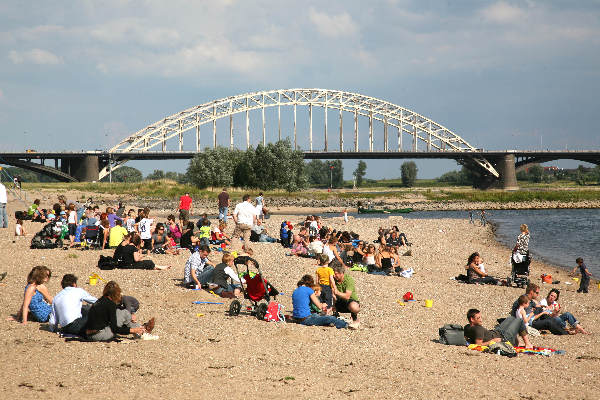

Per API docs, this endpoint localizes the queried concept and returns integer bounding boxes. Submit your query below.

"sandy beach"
[1,190,599,399]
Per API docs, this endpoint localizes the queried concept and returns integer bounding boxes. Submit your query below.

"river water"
[393,209,599,278]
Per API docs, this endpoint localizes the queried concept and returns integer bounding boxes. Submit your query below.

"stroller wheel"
[229,300,241,316]
[256,302,268,320]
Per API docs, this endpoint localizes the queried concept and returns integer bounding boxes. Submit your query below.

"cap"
[60,211,66,215]
[47,213,56,220]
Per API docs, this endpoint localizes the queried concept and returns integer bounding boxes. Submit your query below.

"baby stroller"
[228,256,279,320]
[82,225,101,250]
[30,221,63,249]
[510,251,531,288]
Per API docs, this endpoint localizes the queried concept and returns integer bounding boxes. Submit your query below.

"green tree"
[353,160,367,187]
[326,160,344,188]
[528,164,544,183]
[305,160,327,186]
[186,147,240,189]
[146,169,165,180]
[401,161,418,187]
[101,166,143,182]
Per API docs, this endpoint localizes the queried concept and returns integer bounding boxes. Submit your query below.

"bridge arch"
[100,88,498,179]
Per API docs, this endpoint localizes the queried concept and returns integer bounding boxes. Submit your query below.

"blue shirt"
[292,286,314,319]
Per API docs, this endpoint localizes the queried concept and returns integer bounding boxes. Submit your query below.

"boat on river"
[357,207,413,214]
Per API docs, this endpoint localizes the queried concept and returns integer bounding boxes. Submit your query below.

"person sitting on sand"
[151,223,179,255]
[85,281,155,341]
[180,220,196,250]
[15,218,26,236]
[291,227,309,256]
[209,252,245,298]
[465,308,532,348]
[323,236,344,265]
[292,274,355,329]
[331,260,361,327]
[28,199,46,222]
[465,252,500,285]
[49,274,97,335]
[510,283,570,336]
[166,215,181,244]
[108,219,128,248]
[117,234,169,270]
[539,288,589,334]
[183,244,215,288]
[11,266,53,324]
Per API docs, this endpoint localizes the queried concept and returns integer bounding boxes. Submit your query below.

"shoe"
[348,322,360,330]
[143,317,155,333]
[0,272,6,282]
[141,332,159,340]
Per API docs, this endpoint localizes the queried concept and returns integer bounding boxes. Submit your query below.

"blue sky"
[1,1,599,179]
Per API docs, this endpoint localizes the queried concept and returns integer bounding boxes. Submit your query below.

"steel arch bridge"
[99,88,499,180]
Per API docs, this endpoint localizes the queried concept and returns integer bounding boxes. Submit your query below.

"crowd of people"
[4,187,594,347]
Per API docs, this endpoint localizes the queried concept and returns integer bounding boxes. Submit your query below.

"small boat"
[357,207,413,214]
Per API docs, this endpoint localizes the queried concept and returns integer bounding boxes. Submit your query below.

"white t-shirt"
[68,210,77,224]
[234,201,257,226]
[15,223,22,236]
[138,218,153,239]
[125,217,136,232]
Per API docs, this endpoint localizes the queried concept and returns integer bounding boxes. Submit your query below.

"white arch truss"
[100,88,498,179]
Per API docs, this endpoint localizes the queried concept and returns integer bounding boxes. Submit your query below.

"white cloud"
[89,19,181,47]
[0,88,4,99]
[481,2,526,23]
[308,7,358,38]
[8,48,63,65]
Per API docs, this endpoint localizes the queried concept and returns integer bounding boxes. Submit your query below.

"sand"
[1,190,599,399]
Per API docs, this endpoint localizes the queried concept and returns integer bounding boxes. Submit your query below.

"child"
[138,208,154,251]
[315,253,335,312]
[197,218,211,246]
[572,257,592,293]
[211,252,245,298]
[125,209,137,233]
[515,294,533,326]
[280,221,291,248]
[309,285,323,314]
[67,204,78,247]
[180,220,196,250]
[342,208,348,224]
[15,219,26,236]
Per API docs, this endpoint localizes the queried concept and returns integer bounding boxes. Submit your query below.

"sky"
[1,0,599,179]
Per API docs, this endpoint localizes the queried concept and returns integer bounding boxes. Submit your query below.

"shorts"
[335,298,360,314]
[68,223,77,236]
[179,209,190,221]
[142,238,152,250]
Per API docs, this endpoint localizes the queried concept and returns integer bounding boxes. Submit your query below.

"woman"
[291,275,351,329]
[85,281,154,341]
[151,223,179,255]
[540,288,589,334]
[119,234,169,270]
[13,266,53,324]
[513,224,530,262]
[373,245,393,275]
[166,215,181,244]
[465,252,500,285]
[323,236,344,265]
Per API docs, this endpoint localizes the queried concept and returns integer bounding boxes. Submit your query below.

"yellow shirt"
[109,226,128,247]
[316,266,334,286]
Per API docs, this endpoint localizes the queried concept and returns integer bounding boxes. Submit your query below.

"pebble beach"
[1,190,599,399]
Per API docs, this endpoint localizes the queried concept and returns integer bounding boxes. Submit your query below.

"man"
[465,308,532,348]
[49,274,97,334]
[178,192,193,226]
[232,194,257,249]
[251,220,277,243]
[0,181,7,228]
[183,244,215,288]
[331,260,361,327]
[217,188,230,222]
[510,283,569,335]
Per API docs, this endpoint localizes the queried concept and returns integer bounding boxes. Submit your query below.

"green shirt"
[27,203,38,216]
[198,225,211,239]
[336,274,359,302]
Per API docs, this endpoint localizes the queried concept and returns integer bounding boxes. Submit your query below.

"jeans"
[198,266,215,284]
[88,308,139,341]
[532,315,569,335]
[301,314,348,329]
[555,312,579,329]
[0,203,7,228]
[61,305,92,335]
[494,316,527,345]
[258,234,277,243]
[218,207,228,222]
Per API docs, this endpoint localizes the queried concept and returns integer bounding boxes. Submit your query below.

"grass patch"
[422,189,600,203]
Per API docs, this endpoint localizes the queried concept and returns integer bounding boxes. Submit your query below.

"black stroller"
[510,251,531,288]
[228,256,279,320]
[30,221,63,249]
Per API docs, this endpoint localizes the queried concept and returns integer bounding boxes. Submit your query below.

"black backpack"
[98,255,118,270]
[30,235,58,249]
[439,324,467,346]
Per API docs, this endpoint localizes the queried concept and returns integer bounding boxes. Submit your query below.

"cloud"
[308,7,358,38]
[481,2,526,23]
[89,19,181,47]
[8,48,63,65]
[0,88,3,99]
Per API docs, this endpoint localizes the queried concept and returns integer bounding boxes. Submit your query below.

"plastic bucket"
[89,276,98,285]
[425,299,433,308]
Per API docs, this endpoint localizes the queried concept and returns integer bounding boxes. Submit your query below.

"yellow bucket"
[425,299,433,308]
[89,276,98,285]
[573,277,579,282]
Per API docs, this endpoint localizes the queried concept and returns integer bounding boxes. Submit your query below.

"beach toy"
[208,291,220,298]
[573,277,579,282]
[196,313,205,317]
[402,292,414,302]
[396,300,405,306]
[90,273,106,282]
[425,299,433,308]
[597,282,600,290]
[89,276,98,285]
[193,301,224,305]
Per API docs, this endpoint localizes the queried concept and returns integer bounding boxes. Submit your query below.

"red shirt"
[179,195,192,210]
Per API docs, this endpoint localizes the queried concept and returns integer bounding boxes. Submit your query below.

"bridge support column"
[497,154,519,190]
[61,156,100,182]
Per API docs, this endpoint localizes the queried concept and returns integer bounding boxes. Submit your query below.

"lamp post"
[329,165,334,192]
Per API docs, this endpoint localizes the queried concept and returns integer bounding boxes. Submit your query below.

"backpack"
[439,324,467,346]
[30,235,58,249]
[264,301,285,322]
[98,255,118,270]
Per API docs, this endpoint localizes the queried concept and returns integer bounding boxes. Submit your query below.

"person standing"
[0,181,7,228]
[255,192,265,223]
[217,188,230,222]
[178,192,193,226]
[232,194,257,250]
[572,257,592,294]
